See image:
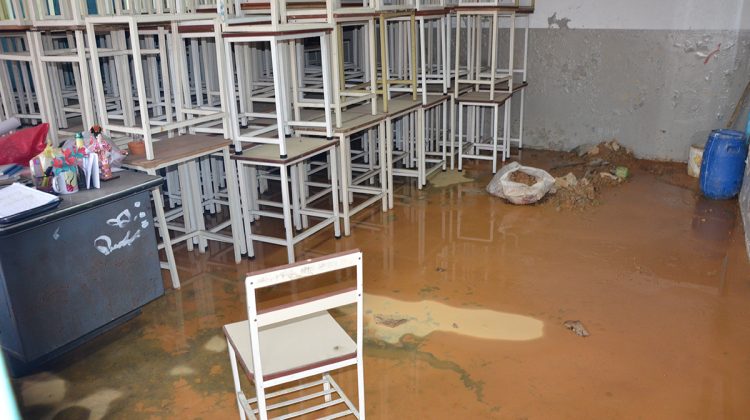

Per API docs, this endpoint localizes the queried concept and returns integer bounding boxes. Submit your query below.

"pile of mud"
[508,170,538,186]
[542,140,633,211]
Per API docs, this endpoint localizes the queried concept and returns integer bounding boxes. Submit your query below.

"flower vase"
[52,170,79,194]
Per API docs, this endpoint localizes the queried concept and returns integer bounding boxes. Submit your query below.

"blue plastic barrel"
[699,129,748,199]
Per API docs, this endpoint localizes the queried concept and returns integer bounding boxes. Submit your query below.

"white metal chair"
[28,28,96,142]
[0,31,51,139]
[507,11,529,152]
[0,0,31,26]
[223,26,334,156]
[453,8,516,173]
[224,249,365,420]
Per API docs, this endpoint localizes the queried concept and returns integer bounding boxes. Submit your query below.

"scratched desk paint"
[0,171,164,376]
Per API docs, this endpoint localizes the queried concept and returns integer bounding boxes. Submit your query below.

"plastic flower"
[90,124,103,136]
[51,144,85,175]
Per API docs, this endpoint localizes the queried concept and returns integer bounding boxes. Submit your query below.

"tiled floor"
[12,150,750,419]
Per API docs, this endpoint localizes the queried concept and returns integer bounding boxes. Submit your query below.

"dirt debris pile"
[544,139,632,210]
[508,170,538,186]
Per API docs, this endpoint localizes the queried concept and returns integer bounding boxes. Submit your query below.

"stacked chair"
[0,13,49,139]
[2,1,536,418]
[0,0,535,273]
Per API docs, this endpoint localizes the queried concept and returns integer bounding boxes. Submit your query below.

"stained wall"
[522,0,750,161]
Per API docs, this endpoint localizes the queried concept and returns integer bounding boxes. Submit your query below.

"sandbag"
[486,162,556,205]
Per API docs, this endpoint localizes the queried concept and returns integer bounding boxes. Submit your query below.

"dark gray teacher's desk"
[0,171,165,376]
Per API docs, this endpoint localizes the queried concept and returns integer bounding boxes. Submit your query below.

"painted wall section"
[523,29,750,161]
[530,0,750,30]
[520,1,750,161]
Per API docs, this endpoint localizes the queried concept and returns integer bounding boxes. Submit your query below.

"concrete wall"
[521,0,750,161]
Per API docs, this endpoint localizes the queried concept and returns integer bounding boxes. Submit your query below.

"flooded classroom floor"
[12,148,750,419]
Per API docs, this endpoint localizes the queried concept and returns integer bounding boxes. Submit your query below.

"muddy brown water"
[12,149,750,419]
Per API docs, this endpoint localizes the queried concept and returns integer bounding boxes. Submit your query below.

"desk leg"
[338,134,351,236]
[152,187,180,289]
[504,98,512,161]
[329,147,341,238]
[279,165,296,263]
[237,161,255,259]
[224,148,245,262]
[290,164,303,232]
[442,102,448,171]
[492,104,499,174]
[249,166,260,221]
[418,109,425,188]
[177,164,195,252]
[188,160,208,252]
[200,157,215,214]
[298,162,309,230]
[378,121,387,212]
[457,102,464,172]
[449,96,455,170]
[386,118,394,210]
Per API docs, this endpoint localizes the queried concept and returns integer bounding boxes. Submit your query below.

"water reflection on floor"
[12,151,750,419]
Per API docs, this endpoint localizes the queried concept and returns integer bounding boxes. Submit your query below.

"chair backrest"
[244,249,363,380]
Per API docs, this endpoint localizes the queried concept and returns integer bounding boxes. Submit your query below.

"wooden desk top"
[223,23,332,37]
[456,91,512,104]
[378,96,422,118]
[424,93,450,108]
[0,171,162,236]
[231,137,336,166]
[300,104,385,136]
[123,134,230,171]
[494,80,529,92]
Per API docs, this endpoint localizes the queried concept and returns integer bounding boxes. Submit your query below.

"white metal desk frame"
[297,110,388,237]
[453,8,515,173]
[86,14,230,160]
[27,27,96,140]
[124,140,244,288]
[223,27,334,156]
[0,30,54,140]
[382,98,421,208]
[233,140,342,263]
[416,10,449,175]
[0,0,30,26]
[456,94,511,173]
[509,12,528,150]
[174,21,229,136]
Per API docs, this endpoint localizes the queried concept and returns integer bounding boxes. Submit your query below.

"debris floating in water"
[563,320,590,337]
[374,314,409,328]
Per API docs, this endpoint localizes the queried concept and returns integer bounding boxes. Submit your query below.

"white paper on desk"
[82,154,100,189]
[0,183,59,219]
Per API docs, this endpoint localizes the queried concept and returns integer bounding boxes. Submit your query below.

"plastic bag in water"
[486,162,556,205]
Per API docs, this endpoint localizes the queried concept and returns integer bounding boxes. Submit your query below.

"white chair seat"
[224,311,357,381]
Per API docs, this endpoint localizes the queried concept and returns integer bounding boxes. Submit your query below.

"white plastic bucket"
[688,143,704,178]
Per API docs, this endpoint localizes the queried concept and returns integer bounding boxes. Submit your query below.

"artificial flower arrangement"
[49,143,87,193]
[52,146,86,175]
[30,135,96,193]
